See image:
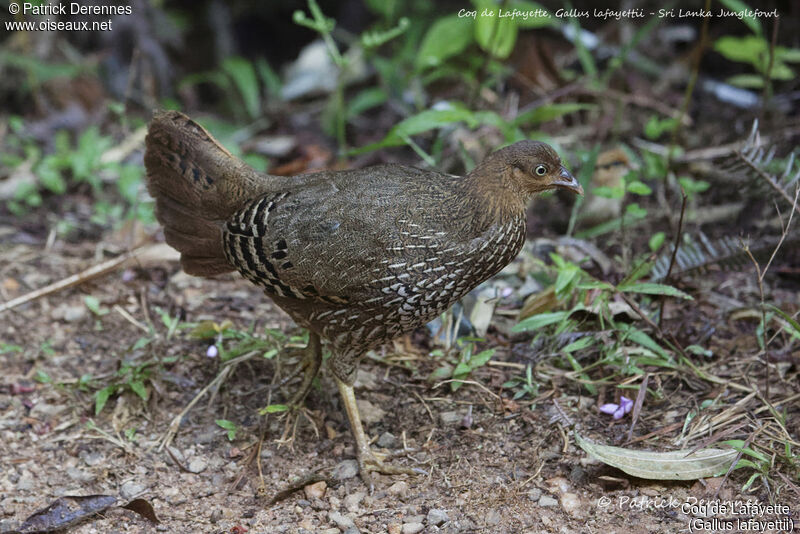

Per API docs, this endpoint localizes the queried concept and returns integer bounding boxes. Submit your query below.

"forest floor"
[1,223,797,534]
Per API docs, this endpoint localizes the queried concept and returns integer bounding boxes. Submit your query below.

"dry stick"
[0,247,139,313]
[741,185,800,402]
[761,17,779,113]
[0,242,177,314]
[625,373,649,443]
[658,190,688,329]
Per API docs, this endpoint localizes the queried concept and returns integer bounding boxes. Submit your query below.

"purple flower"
[206,345,219,358]
[599,396,633,419]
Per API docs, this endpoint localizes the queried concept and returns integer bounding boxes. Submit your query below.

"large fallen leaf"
[575,433,737,480]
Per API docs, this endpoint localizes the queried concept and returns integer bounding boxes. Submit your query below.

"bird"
[144,110,583,488]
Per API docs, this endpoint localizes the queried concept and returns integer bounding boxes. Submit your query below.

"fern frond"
[719,120,800,216]
[650,231,777,281]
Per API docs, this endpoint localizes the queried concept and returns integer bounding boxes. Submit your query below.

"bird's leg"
[335,377,422,491]
[286,332,322,409]
[274,332,322,447]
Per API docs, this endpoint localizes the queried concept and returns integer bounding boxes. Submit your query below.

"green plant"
[724,439,773,491]
[511,253,694,396]
[3,117,152,225]
[215,419,238,441]
[180,56,281,122]
[293,0,408,153]
[430,338,494,392]
[502,363,538,400]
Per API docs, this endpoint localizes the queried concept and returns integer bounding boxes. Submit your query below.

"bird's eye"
[535,164,547,176]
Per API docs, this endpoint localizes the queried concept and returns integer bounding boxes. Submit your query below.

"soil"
[0,233,797,534]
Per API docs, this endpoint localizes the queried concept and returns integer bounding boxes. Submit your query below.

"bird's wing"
[222,165,474,304]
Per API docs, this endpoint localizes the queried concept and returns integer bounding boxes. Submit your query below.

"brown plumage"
[145,110,582,488]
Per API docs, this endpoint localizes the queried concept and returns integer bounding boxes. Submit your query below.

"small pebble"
[187,457,208,473]
[328,511,356,530]
[344,491,365,512]
[66,467,94,483]
[120,481,146,500]
[387,524,402,534]
[63,305,87,323]
[426,508,449,526]
[333,459,359,480]
[438,411,461,425]
[402,523,424,534]
[527,488,542,501]
[376,432,396,449]
[79,451,104,466]
[355,399,385,424]
[304,480,327,500]
[538,495,558,507]
[387,481,408,497]
[485,509,501,525]
[560,492,582,517]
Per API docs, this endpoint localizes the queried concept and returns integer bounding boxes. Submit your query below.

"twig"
[0,243,178,314]
[156,350,258,451]
[625,373,648,443]
[658,189,687,328]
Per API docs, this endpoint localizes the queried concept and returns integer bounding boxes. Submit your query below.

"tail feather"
[144,110,273,276]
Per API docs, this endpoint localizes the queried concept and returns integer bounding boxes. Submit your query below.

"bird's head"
[503,140,583,196]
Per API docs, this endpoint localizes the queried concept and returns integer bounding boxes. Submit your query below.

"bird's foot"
[356,447,426,492]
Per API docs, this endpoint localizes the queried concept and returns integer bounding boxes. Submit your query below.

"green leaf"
[346,87,388,119]
[592,185,625,199]
[129,380,148,401]
[625,203,648,218]
[260,404,289,414]
[678,176,710,195]
[84,295,109,316]
[648,232,665,252]
[416,15,474,70]
[470,348,495,369]
[686,344,713,357]
[618,282,692,300]
[513,311,570,332]
[117,164,142,203]
[575,433,738,480]
[474,4,518,59]
[222,57,261,120]
[364,0,398,19]
[215,419,237,430]
[562,336,594,353]
[95,385,117,415]
[554,264,579,297]
[725,74,765,88]
[626,181,652,195]
[352,108,478,153]
[643,116,678,140]
[36,157,67,194]
[767,304,800,337]
[622,326,670,360]
[717,0,762,35]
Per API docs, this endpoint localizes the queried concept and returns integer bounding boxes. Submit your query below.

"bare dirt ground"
[1,230,798,534]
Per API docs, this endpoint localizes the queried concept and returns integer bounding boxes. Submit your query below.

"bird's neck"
[461,160,529,229]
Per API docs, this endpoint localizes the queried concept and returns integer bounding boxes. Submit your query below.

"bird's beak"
[552,166,583,195]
